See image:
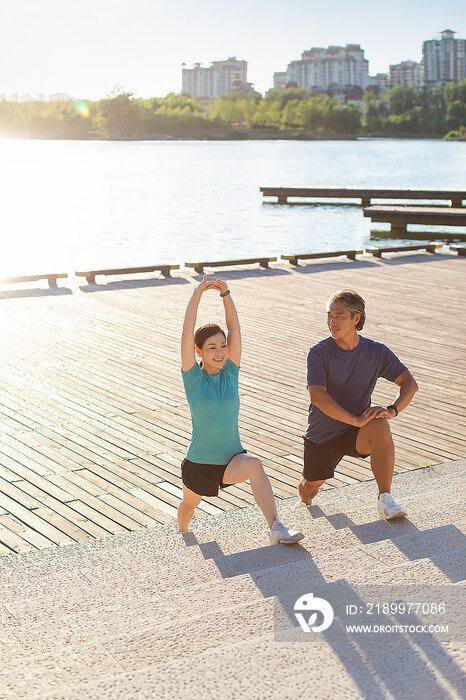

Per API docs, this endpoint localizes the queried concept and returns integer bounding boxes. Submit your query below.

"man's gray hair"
[327,289,366,330]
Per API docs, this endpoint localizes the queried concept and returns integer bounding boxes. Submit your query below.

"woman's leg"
[178,483,202,533]
[222,453,277,528]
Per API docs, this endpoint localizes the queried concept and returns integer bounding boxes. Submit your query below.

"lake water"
[0,138,465,276]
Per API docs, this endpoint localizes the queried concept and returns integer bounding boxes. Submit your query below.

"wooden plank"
[0,491,74,546]
[0,521,37,554]
[0,514,54,550]
[185,257,277,274]
[363,206,466,227]
[282,250,362,264]
[366,244,443,257]
[260,187,466,206]
[1,273,68,288]
[450,245,466,257]
[75,264,179,283]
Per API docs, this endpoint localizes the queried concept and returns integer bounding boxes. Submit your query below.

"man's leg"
[356,418,394,495]
[298,478,326,506]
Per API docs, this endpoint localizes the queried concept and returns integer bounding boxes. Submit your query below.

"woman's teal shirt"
[182,358,244,464]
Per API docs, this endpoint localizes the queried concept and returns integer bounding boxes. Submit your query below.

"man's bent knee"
[369,418,393,440]
[359,418,393,451]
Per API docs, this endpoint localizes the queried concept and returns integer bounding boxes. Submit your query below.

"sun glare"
[74,100,90,118]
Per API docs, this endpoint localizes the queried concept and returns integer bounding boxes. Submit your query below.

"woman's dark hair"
[194,323,226,349]
[327,289,366,330]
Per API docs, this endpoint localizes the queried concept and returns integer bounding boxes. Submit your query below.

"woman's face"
[196,332,228,373]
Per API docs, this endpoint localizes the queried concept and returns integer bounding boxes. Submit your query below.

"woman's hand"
[195,274,218,295]
[211,278,229,295]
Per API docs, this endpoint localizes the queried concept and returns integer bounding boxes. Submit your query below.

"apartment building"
[368,73,389,89]
[423,29,466,85]
[182,57,251,100]
[275,44,370,90]
[389,60,422,87]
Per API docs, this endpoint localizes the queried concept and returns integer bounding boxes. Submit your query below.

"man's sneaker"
[293,499,309,511]
[268,518,304,545]
[377,493,407,520]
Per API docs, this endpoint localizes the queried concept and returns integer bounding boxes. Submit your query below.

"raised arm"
[181,275,215,372]
[212,279,241,366]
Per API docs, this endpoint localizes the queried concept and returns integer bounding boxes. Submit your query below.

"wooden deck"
[0,253,465,554]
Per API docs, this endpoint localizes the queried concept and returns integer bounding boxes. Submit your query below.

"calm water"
[0,138,465,276]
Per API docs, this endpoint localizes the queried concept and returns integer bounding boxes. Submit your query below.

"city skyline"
[0,0,464,100]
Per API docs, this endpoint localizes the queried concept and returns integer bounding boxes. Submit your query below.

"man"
[298,289,418,519]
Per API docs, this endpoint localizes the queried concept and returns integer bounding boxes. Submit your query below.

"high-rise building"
[275,44,369,91]
[273,72,288,90]
[182,57,251,100]
[389,60,422,87]
[423,29,466,85]
[368,73,389,89]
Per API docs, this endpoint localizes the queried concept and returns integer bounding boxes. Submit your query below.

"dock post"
[390,222,407,234]
[277,196,288,204]
[361,197,371,207]
[451,199,463,208]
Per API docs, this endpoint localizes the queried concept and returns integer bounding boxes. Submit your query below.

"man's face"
[326,301,359,340]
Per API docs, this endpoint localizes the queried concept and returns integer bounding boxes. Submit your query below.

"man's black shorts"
[303,426,370,481]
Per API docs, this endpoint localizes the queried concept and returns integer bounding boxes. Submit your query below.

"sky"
[0,0,464,100]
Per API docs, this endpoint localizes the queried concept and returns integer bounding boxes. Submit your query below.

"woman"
[179,274,304,545]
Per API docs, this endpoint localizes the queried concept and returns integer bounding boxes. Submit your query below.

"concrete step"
[3,530,464,673]
[0,460,463,699]
[3,549,465,699]
[2,525,464,660]
[1,492,464,622]
[39,620,466,700]
[1,460,461,574]
[0,492,464,602]
[0,461,462,583]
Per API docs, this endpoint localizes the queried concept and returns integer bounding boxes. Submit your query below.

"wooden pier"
[0,253,465,554]
[363,205,466,233]
[260,187,466,207]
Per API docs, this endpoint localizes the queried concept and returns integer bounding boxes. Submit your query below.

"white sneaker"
[293,499,309,511]
[377,492,407,520]
[268,518,304,545]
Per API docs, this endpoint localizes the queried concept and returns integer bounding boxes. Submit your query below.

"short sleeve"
[181,361,202,393]
[307,347,327,388]
[223,357,240,378]
[378,345,408,382]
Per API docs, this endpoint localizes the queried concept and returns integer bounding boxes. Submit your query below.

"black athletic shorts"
[181,450,247,497]
[303,426,370,481]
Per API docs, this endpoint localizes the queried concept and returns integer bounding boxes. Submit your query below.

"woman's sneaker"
[377,492,407,520]
[269,517,304,544]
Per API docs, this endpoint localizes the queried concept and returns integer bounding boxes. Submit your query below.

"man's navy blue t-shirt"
[306,335,407,444]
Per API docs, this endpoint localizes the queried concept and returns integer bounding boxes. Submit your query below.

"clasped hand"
[355,405,395,426]
[196,274,228,296]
